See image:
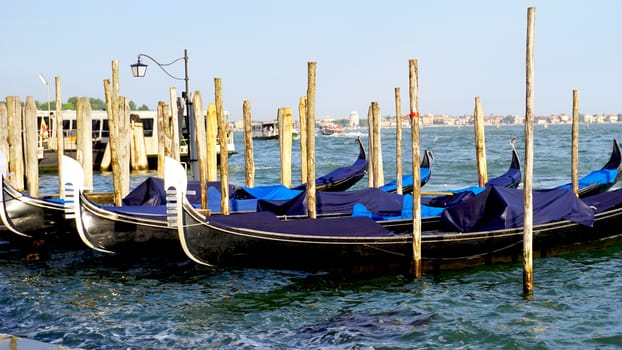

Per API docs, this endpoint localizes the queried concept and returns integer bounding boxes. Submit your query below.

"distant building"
[349,110,359,128]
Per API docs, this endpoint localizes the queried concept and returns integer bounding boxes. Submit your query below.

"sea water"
[1,123,621,349]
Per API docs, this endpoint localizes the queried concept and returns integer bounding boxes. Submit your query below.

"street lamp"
[38,73,51,158]
[38,73,51,116]
[130,48,198,178]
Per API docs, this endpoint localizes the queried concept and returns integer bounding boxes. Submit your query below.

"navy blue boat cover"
[352,194,445,220]
[582,187,622,213]
[122,177,236,206]
[484,167,521,188]
[440,186,596,233]
[291,157,367,190]
[378,169,431,192]
[207,211,396,237]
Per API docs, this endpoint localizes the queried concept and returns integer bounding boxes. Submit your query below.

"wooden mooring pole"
[130,114,149,171]
[279,107,293,188]
[242,100,255,187]
[106,60,130,203]
[395,87,403,195]
[55,77,65,198]
[371,102,381,188]
[157,101,168,178]
[523,6,536,296]
[474,96,488,187]
[375,103,384,186]
[24,97,39,197]
[206,103,218,182]
[571,90,579,197]
[409,59,422,278]
[298,96,307,184]
[0,102,7,166]
[76,97,93,189]
[366,104,374,187]
[306,62,317,219]
[7,96,24,191]
[193,91,208,209]
[215,78,230,215]
[169,87,181,162]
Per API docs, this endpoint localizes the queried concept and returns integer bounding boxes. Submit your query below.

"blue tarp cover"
[235,185,303,201]
[352,194,445,220]
[556,168,618,190]
[440,186,595,233]
[257,187,405,216]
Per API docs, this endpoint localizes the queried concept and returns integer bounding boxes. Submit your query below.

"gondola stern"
[164,156,215,266]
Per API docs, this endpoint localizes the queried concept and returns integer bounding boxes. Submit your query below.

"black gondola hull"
[178,198,622,275]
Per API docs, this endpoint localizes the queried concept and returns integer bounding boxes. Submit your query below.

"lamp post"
[38,73,51,154]
[38,73,51,116]
[130,49,198,178]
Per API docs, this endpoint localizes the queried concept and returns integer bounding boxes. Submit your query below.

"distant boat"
[252,121,299,140]
[319,123,345,136]
[36,110,236,171]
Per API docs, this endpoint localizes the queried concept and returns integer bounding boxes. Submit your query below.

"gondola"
[0,134,364,253]
[69,139,620,257]
[70,138,366,254]
[377,150,434,193]
[292,136,367,192]
[0,153,85,252]
[170,147,622,274]
[555,138,622,197]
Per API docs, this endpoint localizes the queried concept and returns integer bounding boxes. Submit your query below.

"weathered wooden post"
[23,97,39,196]
[106,60,130,203]
[106,64,121,204]
[215,78,230,215]
[206,103,218,182]
[367,104,374,187]
[372,102,381,188]
[242,100,255,187]
[279,107,293,187]
[130,114,149,171]
[395,87,403,195]
[0,102,7,163]
[474,96,488,187]
[103,81,114,169]
[76,97,93,189]
[6,96,24,191]
[409,59,422,278]
[118,97,131,197]
[55,77,64,198]
[306,62,317,219]
[193,91,208,209]
[523,6,536,296]
[169,87,181,161]
[157,101,168,178]
[571,90,579,197]
[105,72,121,204]
[298,96,308,184]
[375,104,384,186]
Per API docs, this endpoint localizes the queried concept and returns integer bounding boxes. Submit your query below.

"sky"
[2,1,621,121]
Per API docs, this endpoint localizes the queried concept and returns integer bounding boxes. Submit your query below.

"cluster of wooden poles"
[2,7,580,293]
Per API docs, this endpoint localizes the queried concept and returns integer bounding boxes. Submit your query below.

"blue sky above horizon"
[2,1,621,121]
